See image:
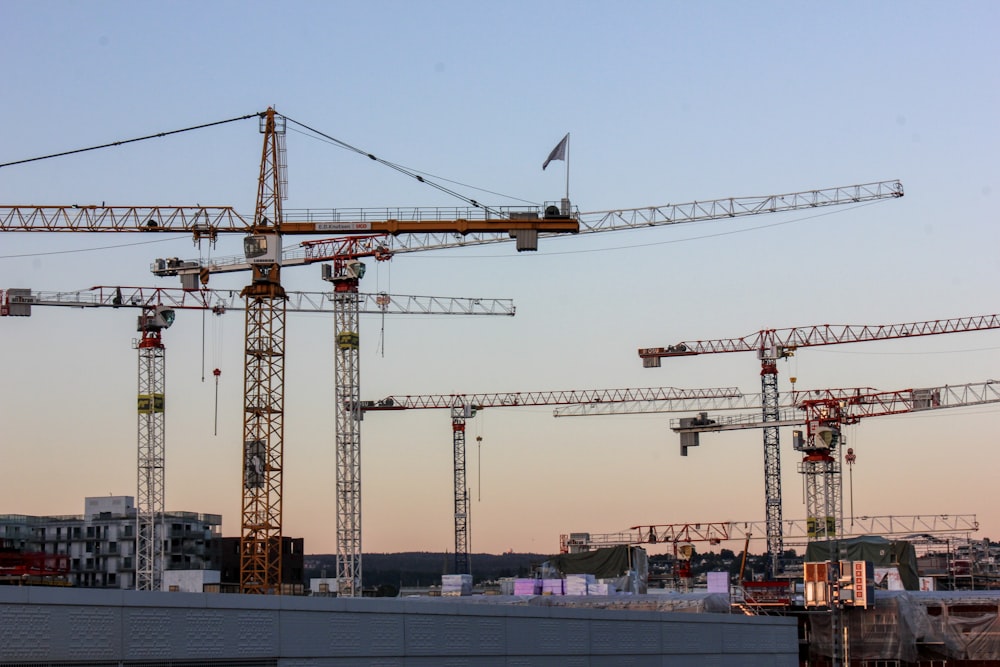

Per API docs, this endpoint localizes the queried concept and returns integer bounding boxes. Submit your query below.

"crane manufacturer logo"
[316,222,372,231]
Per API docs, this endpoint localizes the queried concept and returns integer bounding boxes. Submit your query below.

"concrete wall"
[0,587,798,666]
[162,568,221,592]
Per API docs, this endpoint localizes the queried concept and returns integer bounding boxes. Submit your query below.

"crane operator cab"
[244,232,282,265]
[321,260,366,286]
[137,306,175,333]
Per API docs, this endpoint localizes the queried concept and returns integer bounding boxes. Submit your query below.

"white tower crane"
[359,386,742,575]
[1,285,513,590]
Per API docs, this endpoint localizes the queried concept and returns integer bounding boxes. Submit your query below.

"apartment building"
[0,495,222,589]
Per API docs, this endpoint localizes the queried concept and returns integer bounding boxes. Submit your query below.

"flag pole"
[564,133,570,205]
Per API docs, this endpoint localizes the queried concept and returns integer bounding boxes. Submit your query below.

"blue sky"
[1,1,998,556]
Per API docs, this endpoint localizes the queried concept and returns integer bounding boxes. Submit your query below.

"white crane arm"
[151,179,904,278]
[0,287,515,317]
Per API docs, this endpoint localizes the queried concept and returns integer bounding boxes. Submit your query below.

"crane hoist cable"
[197,235,215,383]
[375,262,392,357]
[213,367,222,437]
[476,434,484,503]
[211,306,226,434]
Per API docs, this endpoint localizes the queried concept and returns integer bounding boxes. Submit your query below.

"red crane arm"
[629,522,738,544]
[639,314,1000,362]
[672,381,1000,433]
[802,381,1000,424]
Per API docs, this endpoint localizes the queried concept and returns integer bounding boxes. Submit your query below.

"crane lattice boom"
[143,180,905,276]
[361,386,742,412]
[670,381,1000,432]
[0,205,578,235]
[551,386,881,417]
[640,314,1000,364]
[561,514,980,551]
[0,287,515,317]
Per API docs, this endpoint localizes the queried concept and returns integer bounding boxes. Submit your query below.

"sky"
[1,1,998,559]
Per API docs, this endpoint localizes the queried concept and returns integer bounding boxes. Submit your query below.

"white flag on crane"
[542,133,569,170]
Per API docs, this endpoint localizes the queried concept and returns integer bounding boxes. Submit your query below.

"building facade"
[219,536,305,594]
[0,495,222,589]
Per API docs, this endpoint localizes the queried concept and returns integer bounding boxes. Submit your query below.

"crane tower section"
[239,109,288,595]
[325,258,366,596]
[134,306,174,591]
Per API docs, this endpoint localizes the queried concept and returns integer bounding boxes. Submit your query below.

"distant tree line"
[305,552,550,590]
[304,548,798,592]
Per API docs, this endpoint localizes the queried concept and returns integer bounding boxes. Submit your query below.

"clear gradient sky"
[1,1,998,557]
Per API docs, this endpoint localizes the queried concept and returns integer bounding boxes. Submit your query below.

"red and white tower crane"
[1,107,904,595]
[671,380,1000,544]
[134,305,172,591]
[360,386,742,575]
[1,285,513,590]
[638,317,1000,577]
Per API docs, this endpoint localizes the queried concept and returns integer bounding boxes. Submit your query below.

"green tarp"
[805,536,919,591]
[545,545,637,579]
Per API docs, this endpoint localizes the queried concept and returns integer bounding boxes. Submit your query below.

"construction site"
[1,107,998,666]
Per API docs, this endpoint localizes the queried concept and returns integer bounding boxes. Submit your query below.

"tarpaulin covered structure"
[805,535,919,590]
[542,545,649,594]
